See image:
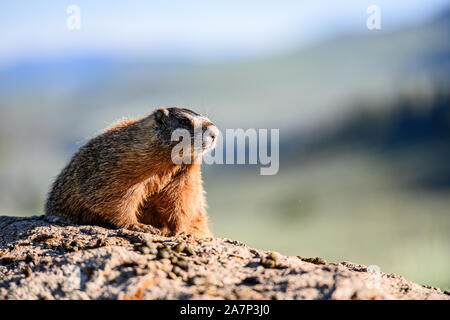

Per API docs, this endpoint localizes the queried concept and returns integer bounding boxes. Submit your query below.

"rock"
[298,256,327,265]
[0,215,448,300]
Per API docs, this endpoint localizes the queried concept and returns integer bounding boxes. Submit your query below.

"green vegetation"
[206,151,450,289]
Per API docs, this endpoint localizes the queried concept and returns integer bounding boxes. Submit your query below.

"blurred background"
[0,1,449,289]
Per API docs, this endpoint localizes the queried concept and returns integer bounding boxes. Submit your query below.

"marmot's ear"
[154,107,169,124]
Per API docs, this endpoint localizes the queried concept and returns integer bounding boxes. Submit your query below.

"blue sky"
[1,0,449,66]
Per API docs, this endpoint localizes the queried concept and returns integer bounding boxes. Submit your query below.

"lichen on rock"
[0,215,448,300]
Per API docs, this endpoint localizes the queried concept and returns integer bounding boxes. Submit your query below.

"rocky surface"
[0,215,448,300]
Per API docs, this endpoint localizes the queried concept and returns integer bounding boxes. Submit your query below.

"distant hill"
[1,10,449,131]
[282,90,450,190]
[0,10,449,214]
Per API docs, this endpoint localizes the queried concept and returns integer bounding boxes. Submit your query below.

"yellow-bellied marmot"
[45,107,218,237]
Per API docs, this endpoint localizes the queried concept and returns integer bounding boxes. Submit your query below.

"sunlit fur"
[45,107,216,237]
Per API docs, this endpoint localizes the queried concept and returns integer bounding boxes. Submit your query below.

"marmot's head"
[149,107,218,159]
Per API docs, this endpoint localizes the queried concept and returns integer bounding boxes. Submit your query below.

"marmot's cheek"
[202,125,218,150]
[210,138,217,149]
[201,137,216,151]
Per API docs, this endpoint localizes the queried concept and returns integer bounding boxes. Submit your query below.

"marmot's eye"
[180,118,191,126]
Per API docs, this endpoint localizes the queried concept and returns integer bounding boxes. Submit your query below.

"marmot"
[45,107,218,237]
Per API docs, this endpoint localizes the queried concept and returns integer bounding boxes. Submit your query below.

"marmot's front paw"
[127,223,161,235]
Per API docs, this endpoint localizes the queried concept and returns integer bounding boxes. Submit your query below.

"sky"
[1,0,449,66]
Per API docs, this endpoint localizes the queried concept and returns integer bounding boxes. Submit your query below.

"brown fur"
[45,107,217,237]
